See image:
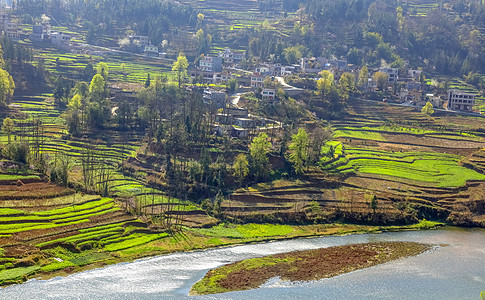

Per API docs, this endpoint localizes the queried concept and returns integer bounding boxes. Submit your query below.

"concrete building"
[225,107,248,118]
[251,73,264,88]
[203,88,227,108]
[300,57,326,73]
[261,88,276,101]
[144,44,159,56]
[219,48,244,66]
[448,89,476,111]
[379,67,399,82]
[50,32,71,47]
[31,24,51,41]
[234,117,254,128]
[408,69,422,80]
[199,56,223,73]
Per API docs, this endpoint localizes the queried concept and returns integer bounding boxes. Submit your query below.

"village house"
[280,65,296,76]
[408,69,422,80]
[261,88,276,101]
[448,89,476,111]
[31,24,51,41]
[424,94,442,108]
[199,56,223,73]
[0,8,19,39]
[251,73,264,88]
[225,107,249,118]
[379,67,399,82]
[50,32,71,48]
[234,117,255,128]
[203,88,227,108]
[213,125,249,138]
[218,48,244,67]
[300,57,326,73]
[144,44,159,56]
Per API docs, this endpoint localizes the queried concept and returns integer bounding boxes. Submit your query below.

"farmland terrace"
[224,100,485,226]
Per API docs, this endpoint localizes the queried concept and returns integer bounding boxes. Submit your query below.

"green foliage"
[369,195,378,214]
[226,78,237,93]
[40,260,76,272]
[96,62,109,81]
[421,102,434,116]
[2,142,29,164]
[172,52,189,87]
[0,68,15,106]
[288,128,309,175]
[250,133,272,180]
[89,74,106,95]
[1,118,14,144]
[233,153,249,184]
[373,71,389,91]
[317,70,334,96]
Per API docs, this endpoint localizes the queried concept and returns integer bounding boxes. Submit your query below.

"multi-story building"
[261,88,276,101]
[448,89,476,111]
[203,88,227,108]
[251,73,264,88]
[379,67,399,82]
[300,57,327,73]
[218,48,244,66]
[199,56,223,73]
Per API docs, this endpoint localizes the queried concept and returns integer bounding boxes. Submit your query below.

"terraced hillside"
[224,100,485,225]
[4,85,215,229]
[0,171,177,285]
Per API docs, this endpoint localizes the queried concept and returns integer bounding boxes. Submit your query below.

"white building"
[448,89,476,111]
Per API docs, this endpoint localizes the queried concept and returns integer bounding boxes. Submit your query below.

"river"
[1,227,484,299]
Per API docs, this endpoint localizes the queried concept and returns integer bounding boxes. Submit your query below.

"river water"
[1,227,484,299]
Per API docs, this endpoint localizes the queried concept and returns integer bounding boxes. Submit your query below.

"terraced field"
[225,100,485,225]
[0,173,176,285]
[36,48,174,84]
[3,83,213,229]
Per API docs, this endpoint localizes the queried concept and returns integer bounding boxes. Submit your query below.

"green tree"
[227,78,237,93]
[250,132,272,180]
[358,66,369,89]
[283,45,303,64]
[2,117,14,144]
[289,128,309,175]
[172,52,189,88]
[233,153,249,184]
[373,71,389,91]
[96,62,109,81]
[145,73,151,88]
[89,74,106,98]
[66,94,82,135]
[421,101,434,116]
[317,70,334,97]
[338,73,355,102]
[0,69,15,105]
[370,195,378,214]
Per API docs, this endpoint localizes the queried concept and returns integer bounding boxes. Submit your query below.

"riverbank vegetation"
[190,241,434,295]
